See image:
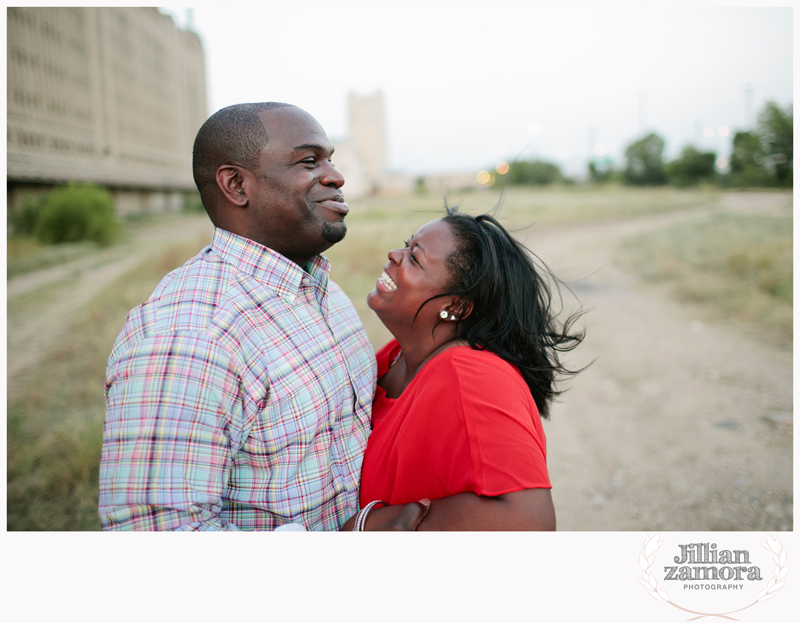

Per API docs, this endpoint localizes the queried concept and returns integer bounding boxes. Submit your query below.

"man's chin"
[321,222,347,245]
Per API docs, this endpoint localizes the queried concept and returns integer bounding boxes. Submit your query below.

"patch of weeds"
[622,213,792,340]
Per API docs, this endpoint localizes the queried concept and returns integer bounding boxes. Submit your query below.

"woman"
[349,205,584,531]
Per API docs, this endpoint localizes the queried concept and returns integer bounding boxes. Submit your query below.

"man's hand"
[341,499,431,531]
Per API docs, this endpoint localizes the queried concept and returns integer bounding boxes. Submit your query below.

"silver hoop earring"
[439,311,448,319]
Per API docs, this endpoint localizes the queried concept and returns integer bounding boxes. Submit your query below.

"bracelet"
[352,500,390,531]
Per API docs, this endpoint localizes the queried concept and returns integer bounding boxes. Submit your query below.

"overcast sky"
[160,5,793,178]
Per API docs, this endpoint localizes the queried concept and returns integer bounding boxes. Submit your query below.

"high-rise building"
[347,90,387,185]
[7,7,207,215]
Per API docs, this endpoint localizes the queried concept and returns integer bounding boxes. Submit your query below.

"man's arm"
[347,489,555,531]
[100,331,245,531]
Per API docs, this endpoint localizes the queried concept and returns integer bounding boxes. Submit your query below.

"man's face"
[248,107,347,265]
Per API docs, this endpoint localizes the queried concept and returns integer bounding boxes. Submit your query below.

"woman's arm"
[415,488,555,531]
[345,488,554,531]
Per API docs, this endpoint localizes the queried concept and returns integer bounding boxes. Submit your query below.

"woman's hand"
[341,499,431,531]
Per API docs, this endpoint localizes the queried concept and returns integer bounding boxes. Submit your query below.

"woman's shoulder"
[428,345,527,390]
[427,346,541,426]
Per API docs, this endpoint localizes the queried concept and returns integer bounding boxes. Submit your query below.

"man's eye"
[301,158,317,165]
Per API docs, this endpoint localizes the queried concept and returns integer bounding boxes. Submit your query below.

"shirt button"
[302,278,311,285]
[287,295,296,304]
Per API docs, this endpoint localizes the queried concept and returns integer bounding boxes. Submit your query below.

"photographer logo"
[638,534,788,619]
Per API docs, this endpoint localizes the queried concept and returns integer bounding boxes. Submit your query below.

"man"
[99,103,427,530]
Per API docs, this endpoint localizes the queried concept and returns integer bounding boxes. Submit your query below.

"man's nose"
[320,162,345,188]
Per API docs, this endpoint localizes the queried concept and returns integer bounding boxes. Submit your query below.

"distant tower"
[348,90,387,183]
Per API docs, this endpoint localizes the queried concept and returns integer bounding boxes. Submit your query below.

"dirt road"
[523,192,792,531]
[6,195,792,531]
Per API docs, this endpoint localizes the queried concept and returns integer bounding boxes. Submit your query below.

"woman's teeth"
[378,271,397,291]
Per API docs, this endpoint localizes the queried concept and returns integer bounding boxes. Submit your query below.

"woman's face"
[367,219,459,332]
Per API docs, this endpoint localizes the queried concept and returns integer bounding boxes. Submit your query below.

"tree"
[588,156,617,183]
[623,133,668,185]
[507,160,563,185]
[727,131,772,187]
[666,145,716,187]
[756,101,793,187]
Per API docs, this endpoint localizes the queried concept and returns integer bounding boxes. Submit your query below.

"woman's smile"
[376,269,398,292]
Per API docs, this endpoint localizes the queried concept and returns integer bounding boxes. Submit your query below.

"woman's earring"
[450,315,456,321]
[439,311,449,319]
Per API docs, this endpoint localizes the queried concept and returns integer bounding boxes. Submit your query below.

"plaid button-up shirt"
[100,227,376,531]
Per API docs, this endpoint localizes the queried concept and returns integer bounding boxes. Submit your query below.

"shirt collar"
[211,227,331,300]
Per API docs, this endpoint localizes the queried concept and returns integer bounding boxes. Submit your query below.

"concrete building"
[348,90,387,185]
[330,90,388,199]
[7,7,207,216]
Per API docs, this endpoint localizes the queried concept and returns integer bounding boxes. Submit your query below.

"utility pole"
[638,90,647,134]
[744,84,754,128]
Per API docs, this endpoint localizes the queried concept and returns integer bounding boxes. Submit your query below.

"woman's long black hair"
[429,203,586,419]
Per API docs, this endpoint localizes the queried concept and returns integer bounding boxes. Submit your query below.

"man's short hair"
[192,102,294,204]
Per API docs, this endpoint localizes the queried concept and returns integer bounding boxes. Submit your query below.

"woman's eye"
[404,241,418,264]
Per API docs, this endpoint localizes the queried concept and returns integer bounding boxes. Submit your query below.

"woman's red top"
[359,339,551,507]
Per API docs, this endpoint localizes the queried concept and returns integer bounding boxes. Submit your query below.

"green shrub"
[35,184,120,246]
[10,195,47,236]
[182,192,206,214]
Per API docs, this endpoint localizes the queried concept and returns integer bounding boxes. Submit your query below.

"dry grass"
[7,238,103,278]
[621,212,792,341]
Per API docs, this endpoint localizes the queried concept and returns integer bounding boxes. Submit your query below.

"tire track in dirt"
[6,215,213,403]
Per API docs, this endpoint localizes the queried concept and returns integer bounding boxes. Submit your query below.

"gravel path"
[523,192,792,531]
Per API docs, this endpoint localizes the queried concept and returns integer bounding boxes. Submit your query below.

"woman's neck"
[398,337,456,376]
[383,331,467,398]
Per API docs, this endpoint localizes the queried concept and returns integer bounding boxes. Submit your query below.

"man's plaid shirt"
[100,227,376,530]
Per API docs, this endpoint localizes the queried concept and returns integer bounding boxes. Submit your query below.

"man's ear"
[216,165,249,207]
